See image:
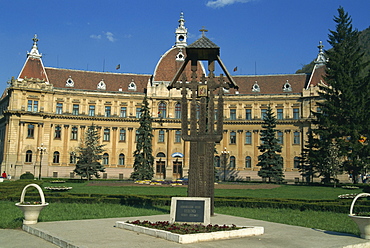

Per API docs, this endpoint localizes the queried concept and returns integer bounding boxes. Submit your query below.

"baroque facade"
[0,13,325,181]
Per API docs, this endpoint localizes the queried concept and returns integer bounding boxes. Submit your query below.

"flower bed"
[341,185,359,190]
[50,180,66,184]
[44,186,72,191]
[115,220,264,244]
[338,193,358,199]
[127,220,240,234]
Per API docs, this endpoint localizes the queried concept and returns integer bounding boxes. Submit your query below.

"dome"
[152,47,205,82]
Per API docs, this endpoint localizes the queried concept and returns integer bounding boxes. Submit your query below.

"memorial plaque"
[170,197,210,225]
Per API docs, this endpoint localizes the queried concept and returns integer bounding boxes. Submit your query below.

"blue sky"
[0,0,369,93]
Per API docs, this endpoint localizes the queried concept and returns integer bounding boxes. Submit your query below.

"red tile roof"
[45,68,151,93]
[153,47,205,82]
[18,57,49,82]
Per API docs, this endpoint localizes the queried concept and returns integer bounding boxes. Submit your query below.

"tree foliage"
[256,105,284,183]
[309,7,370,184]
[130,95,155,180]
[74,124,106,180]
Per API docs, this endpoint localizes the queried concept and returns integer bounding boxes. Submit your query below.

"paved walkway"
[1,214,370,248]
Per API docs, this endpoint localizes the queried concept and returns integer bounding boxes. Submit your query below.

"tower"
[175,12,187,48]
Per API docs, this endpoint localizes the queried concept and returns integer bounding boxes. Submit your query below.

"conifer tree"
[256,105,284,183]
[131,95,154,180]
[74,124,106,180]
[310,7,370,183]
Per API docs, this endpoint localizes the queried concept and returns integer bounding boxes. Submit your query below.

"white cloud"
[206,0,253,8]
[104,31,117,42]
[90,34,102,40]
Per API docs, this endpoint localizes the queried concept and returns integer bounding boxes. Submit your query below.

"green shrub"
[20,172,34,179]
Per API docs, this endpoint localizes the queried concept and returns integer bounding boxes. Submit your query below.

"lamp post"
[221,147,230,182]
[37,143,46,180]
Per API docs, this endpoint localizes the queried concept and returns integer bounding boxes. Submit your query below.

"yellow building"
[0,13,325,181]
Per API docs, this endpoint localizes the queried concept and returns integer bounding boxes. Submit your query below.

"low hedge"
[6,191,369,214]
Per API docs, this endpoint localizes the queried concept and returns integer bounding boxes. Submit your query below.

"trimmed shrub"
[19,172,34,180]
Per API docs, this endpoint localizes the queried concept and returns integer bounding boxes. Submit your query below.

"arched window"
[25,150,32,163]
[102,153,109,165]
[156,152,166,157]
[214,156,220,167]
[245,156,251,168]
[230,156,236,168]
[118,153,125,165]
[158,102,167,118]
[175,102,181,119]
[53,151,60,163]
[294,156,300,168]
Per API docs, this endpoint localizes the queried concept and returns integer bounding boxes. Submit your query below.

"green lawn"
[42,181,363,200]
[1,180,364,237]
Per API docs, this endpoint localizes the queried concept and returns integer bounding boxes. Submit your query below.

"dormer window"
[66,77,74,87]
[252,81,260,92]
[97,80,106,90]
[176,49,185,61]
[283,80,292,92]
[128,80,136,91]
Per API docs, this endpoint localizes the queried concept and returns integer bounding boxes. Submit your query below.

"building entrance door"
[156,161,166,179]
[173,161,182,179]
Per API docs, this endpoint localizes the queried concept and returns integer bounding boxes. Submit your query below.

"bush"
[20,172,34,180]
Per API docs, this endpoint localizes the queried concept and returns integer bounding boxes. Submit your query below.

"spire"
[27,34,42,59]
[18,34,49,83]
[314,41,326,65]
[175,12,187,48]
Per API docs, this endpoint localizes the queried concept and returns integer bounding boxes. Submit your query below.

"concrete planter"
[349,193,370,239]
[15,184,48,224]
[115,221,264,244]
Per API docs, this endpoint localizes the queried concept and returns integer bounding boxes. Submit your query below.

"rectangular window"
[27,100,32,111]
[175,104,181,119]
[175,130,181,143]
[230,131,236,144]
[119,129,126,141]
[245,131,252,144]
[72,104,79,115]
[27,124,34,138]
[54,126,62,139]
[136,108,141,118]
[28,100,38,112]
[245,109,252,120]
[293,131,300,144]
[103,128,110,141]
[293,108,300,119]
[89,105,95,116]
[277,131,284,144]
[33,101,38,112]
[56,103,63,114]
[158,130,165,142]
[261,109,267,119]
[71,127,78,140]
[120,107,127,117]
[277,108,283,120]
[230,109,236,120]
[105,106,111,117]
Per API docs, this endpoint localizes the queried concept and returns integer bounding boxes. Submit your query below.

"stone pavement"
[1,214,370,248]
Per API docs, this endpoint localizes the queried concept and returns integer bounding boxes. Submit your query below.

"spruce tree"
[256,105,284,183]
[74,124,106,180]
[130,95,154,180]
[310,7,370,183]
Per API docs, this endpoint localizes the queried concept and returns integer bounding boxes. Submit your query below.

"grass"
[1,181,364,237]
[42,181,364,200]
[0,201,169,229]
[216,206,360,236]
